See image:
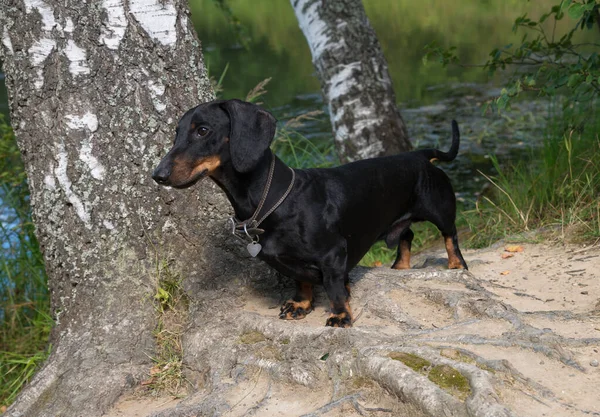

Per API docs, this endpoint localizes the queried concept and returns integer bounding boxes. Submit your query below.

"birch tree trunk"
[291,0,411,162]
[0,1,254,415]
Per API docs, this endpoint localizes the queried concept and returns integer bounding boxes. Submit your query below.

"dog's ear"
[220,99,276,173]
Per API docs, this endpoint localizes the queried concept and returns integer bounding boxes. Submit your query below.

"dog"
[152,99,467,328]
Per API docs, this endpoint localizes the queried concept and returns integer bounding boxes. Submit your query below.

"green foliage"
[0,116,26,187]
[0,115,52,408]
[426,0,600,111]
[465,105,600,247]
[425,1,600,247]
[272,117,338,170]
[210,0,250,49]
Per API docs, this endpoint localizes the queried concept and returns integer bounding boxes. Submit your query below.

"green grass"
[145,263,189,397]
[0,115,52,408]
[465,105,600,247]
[272,117,338,170]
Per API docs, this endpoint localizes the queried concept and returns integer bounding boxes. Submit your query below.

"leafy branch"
[425,0,600,111]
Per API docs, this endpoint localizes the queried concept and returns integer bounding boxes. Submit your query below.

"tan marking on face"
[190,122,196,130]
[445,236,464,269]
[430,158,439,163]
[171,155,192,183]
[392,240,411,270]
[170,155,221,185]
[191,155,221,177]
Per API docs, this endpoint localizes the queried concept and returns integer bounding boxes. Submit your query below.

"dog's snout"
[152,166,171,185]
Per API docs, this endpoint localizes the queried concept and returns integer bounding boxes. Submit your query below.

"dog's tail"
[418,120,460,163]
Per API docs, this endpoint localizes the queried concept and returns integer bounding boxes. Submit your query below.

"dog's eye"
[196,127,209,137]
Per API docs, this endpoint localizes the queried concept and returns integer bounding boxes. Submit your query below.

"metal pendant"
[247,242,262,257]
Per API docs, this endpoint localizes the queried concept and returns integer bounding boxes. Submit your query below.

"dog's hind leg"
[443,227,468,270]
[432,216,467,269]
[391,228,414,270]
[279,281,314,320]
[419,193,468,270]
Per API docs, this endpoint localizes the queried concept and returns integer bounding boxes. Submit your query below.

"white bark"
[0,1,246,415]
[292,0,411,161]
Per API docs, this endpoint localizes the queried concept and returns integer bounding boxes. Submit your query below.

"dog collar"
[228,155,295,257]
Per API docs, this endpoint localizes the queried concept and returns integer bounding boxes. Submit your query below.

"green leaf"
[320,353,329,361]
[568,4,585,19]
[497,94,509,110]
[155,287,169,302]
[560,0,572,11]
[567,73,582,87]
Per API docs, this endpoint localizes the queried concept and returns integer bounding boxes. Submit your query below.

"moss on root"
[389,351,472,401]
[428,364,471,401]
[388,352,431,372]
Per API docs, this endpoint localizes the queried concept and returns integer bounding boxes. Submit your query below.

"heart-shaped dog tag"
[247,242,262,257]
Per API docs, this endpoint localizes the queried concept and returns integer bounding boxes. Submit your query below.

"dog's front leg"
[321,246,353,327]
[323,270,352,328]
[279,281,314,320]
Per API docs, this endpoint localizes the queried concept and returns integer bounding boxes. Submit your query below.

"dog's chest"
[256,235,323,283]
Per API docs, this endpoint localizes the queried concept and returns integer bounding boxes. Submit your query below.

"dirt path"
[106,242,600,417]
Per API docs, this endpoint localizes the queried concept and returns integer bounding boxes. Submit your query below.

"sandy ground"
[106,241,600,417]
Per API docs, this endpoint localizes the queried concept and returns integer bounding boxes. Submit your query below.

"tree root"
[130,264,600,417]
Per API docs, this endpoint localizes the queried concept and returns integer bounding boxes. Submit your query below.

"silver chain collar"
[228,156,295,256]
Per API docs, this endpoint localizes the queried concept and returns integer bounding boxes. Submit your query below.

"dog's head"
[152,99,277,188]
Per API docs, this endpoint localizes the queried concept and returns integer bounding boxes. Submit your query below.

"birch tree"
[0,1,255,415]
[291,0,411,162]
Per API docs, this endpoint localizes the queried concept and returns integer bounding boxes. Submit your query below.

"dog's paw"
[279,299,313,320]
[325,312,352,328]
[448,261,466,270]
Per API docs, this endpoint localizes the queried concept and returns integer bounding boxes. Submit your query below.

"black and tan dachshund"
[153,99,467,328]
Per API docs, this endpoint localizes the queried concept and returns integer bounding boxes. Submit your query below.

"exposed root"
[139,259,600,417]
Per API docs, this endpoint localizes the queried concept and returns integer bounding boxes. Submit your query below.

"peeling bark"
[0,1,266,415]
[291,0,411,162]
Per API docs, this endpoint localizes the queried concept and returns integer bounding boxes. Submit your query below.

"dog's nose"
[152,167,171,185]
